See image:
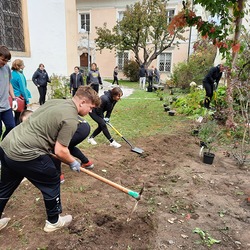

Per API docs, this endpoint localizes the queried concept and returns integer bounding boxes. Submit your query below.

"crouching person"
[0,86,100,232]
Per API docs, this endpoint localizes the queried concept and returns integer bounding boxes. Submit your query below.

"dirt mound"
[1,122,250,249]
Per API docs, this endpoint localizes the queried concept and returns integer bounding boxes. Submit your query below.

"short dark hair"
[0,45,11,60]
[74,66,80,70]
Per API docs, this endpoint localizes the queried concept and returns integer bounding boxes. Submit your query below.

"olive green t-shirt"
[1,99,79,161]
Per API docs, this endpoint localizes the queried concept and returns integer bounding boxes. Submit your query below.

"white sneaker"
[87,137,97,145]
[110,140,121,148]
[44,215,72,232]
[0,217,11,231]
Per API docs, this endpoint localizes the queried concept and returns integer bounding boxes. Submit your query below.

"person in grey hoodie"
[32,63,51,105]
[86,63,103,93]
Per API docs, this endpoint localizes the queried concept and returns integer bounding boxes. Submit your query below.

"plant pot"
[164,106,170,112]
[192,129,199,135]
[203,152,215,165]
[168,110,175,116]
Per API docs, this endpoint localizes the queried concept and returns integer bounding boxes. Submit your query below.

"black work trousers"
[203,81,213,109]
[0,148,61,220]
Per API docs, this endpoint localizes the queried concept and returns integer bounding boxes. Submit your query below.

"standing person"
[0,45,17,140]
[70,66,84,96]
[0,86,100,232]
[112,66,119,85]
[203,64,224,109]
[139,64,147,90]
[154,67,160,84]
[86,63,103,93]
[147,65,154,90]
[32,63,51,105]
[88,87,123,148]
[11,59,32,125]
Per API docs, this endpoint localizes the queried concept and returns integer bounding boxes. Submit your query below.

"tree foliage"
[169,0,246,61]
[95,0,186,68]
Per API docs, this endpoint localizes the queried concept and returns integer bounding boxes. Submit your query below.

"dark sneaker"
[44,215,72,232]
[82,161,94,170]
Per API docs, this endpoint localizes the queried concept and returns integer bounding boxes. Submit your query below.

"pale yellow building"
[1,0,193,83]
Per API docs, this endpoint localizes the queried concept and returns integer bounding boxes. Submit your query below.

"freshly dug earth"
[0,121,250,250]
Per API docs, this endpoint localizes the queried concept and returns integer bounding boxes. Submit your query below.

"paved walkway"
[29,80,134,111]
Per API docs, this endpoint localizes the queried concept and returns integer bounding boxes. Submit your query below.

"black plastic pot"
[164,106,170,112]
[168,110,176,116]
[203,152,215,165]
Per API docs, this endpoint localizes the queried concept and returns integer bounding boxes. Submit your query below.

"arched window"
[0,0,25,52]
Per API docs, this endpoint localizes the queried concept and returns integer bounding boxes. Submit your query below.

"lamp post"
[87,30,90,72]
[82,22,90,73]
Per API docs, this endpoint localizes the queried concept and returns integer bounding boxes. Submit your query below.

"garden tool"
[106,122,144,154]
[80,167,144,221]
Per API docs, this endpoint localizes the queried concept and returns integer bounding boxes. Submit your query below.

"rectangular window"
[118,11,124,22]
[166,9,175,24]
[0,0,25,51]
[80,13,90,32]
[117,51,129,70]
[159,53,172,72]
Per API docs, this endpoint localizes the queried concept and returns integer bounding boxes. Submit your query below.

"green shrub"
[171,40,216,89]
[123,60,139,82]
[49,74,71,99]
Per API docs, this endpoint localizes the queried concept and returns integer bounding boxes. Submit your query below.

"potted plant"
[198,120,221,165]
[155,89,164,101]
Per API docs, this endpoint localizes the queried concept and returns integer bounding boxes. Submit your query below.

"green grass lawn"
[83,80,190,146]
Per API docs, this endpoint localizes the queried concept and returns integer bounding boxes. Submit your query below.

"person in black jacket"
[32,63,51,105]
[139,64,147,90]
[86,63,103,93]
[112,66,119,85]
[70,66,84,96]
[88,87,123,148]
[203,64,224,109]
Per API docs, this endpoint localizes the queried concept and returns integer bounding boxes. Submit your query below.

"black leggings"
[68,122,90,163]
[52,121,91,171]
[89,112,113,142]
[38,86,47,105]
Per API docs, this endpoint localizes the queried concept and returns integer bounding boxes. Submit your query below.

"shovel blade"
[131,147,144,154]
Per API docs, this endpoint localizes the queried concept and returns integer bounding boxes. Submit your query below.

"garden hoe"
[80,167,144,221]
[106,122,144,154]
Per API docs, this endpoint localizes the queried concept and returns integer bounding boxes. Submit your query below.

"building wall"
[11,0,68,80]
[76,0,190,81]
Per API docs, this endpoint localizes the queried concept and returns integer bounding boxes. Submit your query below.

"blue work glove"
[69,160,81,172]
[103,117,110,123]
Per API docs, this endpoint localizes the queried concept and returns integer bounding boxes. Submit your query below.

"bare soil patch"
[1,121,250,250]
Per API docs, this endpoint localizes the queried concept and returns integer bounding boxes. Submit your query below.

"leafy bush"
[171,40,216,89]
[123,60,139,82]
[49,74,71,99]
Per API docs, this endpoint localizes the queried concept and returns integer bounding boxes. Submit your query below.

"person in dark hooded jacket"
[88,87,123,148]
[203,64,224,109]
[32,63,51,105]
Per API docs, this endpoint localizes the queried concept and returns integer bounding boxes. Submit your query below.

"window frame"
[79,12,90,33]
[166,9,175,24]
[159,52,172,73]
[117,51,129,70]
[0,0,30,55]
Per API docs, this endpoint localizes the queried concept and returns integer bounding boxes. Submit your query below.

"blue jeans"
[0,109,15,140]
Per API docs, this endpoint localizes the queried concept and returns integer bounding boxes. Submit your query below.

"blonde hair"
[11,59,24,71]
